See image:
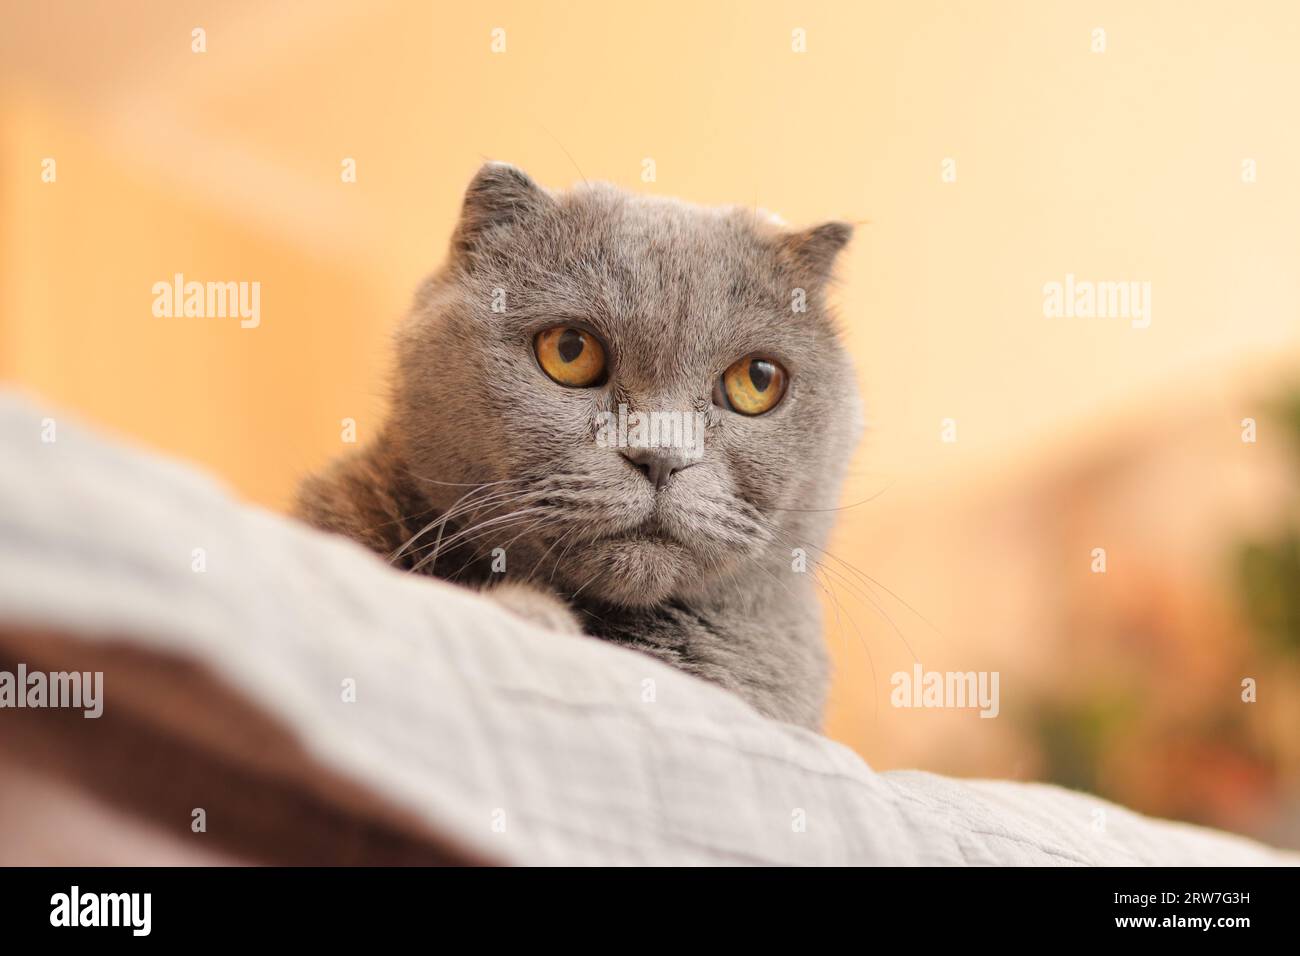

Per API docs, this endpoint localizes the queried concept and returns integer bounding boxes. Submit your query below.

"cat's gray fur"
[295,163,862,729]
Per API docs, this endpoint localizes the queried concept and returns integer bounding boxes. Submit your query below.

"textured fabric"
[0,391,1292,865]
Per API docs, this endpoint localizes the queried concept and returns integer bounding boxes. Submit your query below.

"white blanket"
[0,391,1292,865]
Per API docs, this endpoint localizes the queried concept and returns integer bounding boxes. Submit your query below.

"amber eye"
[535,326,608,387]
[716,356,788,416]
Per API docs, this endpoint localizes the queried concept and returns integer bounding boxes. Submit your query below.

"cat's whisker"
[388,476,525,564]
[741,555,805,609]
[765,525,920,663]
[806,560,880,724]
[567,568,604,602]
[405,472,603,576]
[778,529,944,641]
[417,504,544,560]
[423,486,547,566]
[495,514,563,564]
[524,524,581,589]
[355,501,443,540]
[762,479,895,513]
[443,512,564,582]
[548,527,587,587]
[401,470,530,490]
[409,507,549,574]
[813,557,910,654]
[721,547,880,721]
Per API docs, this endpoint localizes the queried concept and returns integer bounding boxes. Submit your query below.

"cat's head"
[394,163,862,607]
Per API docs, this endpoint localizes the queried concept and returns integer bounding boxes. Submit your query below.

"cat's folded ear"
[776,221,853,284]
[451,162,554,262]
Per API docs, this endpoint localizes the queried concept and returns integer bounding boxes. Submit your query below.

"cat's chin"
[563,535,693,607]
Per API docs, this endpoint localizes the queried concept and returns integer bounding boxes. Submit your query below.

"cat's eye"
[715,356,788,416]
[535,326,607,388]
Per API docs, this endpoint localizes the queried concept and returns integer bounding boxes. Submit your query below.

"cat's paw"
[483,581,585,636]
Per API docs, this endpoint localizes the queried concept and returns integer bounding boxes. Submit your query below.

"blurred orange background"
[3,1,1298,845]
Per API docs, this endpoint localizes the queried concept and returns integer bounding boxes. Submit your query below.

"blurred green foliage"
[1025,386,1300,834]
[1033,692,1142,794]
[1237,389,1300,655]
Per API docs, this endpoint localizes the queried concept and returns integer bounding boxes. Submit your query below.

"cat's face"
[395,164,861,607]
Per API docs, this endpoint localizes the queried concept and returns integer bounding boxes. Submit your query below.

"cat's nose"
[620,448,697,491]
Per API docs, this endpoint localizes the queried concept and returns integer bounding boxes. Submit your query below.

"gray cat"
[296,163,862,729]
